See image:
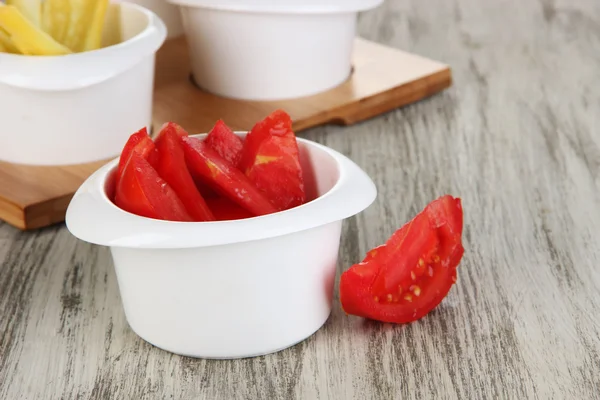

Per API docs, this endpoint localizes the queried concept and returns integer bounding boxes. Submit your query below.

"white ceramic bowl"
[0,3,166,166]
[125,0,184,38]
[66,134,376,359]
[165,0,384,100]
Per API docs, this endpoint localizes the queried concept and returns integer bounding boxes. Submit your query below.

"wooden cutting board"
[0,37,451,230]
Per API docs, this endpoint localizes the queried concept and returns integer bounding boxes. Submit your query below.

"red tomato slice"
[115,153,192,221]
[206,197,254,221]
[115,127,158,188]
[204,120,243,166]
[339,195,464,324]
[237,110,305,211]
[194,179,219,199]
[154,123,215,222]
[181,137,277,216]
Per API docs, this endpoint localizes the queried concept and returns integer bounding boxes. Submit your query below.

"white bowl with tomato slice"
[66,110,377,359]
[0,2,166,165]
[165,0,384,100]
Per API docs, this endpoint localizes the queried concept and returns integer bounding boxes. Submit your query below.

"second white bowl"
[167,0,384,100]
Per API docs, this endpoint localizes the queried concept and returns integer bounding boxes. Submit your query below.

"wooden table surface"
[2,0,599,398]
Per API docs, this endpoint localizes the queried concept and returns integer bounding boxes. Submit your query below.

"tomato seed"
[374,296,379,302]
[413,286,421,296]
[386,294,393,302]
[403,294,413,302]
[411,271,416,281]
[428,266,434,277]
[433,255,440,263]
[418,258,425,267]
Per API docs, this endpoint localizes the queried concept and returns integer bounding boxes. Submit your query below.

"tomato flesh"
[238,110,305,211]
[154,123,215,221]
[205,120,243,166]
[339,195,464,324]
[115,153,192,221]
[205,197,254,221]
[181,137,277,216]
[116,127,158,187]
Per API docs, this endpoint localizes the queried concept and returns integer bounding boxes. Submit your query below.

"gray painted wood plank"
[1,0,599,398]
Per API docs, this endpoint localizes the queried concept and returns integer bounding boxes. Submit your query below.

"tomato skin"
[115,153,192,222]
[237,110,292,172]
[204,120,243,166]
[339,195,464,324]
[205,197,254,221]
[116,127,158,187]
[159,121,188,138]
[238,109,305,211]
[181,137,277,217]
[154,124,215,221]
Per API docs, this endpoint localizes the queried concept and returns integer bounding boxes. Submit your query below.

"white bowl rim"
[166,0,384,14]
[66,134,377,249]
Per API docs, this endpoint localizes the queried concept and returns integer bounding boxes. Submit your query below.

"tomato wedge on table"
[181,137,277,216]
[115,153,192,221]
[154,123,215,221]
[204,120,243,166]
[339,195,464,324]
[238,110,305,211]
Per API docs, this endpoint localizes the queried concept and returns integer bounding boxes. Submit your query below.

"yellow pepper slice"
[6,0,41,28]
[100,2,122,48]
[0,26,20,53]
[47,0,108,52]
[41,0,71,46]
[81,0,108,51]
[0,4,72,55]
[59,0,93,51]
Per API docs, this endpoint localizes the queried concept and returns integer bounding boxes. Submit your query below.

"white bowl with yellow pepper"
[0,0,166,165]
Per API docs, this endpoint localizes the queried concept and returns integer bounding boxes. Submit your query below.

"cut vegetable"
[206,197,254,221]
[7,0,41,28]
[100,2,121,48]
[339,195,464,324]
[81,0,108,51]
[116,127,158,189]
[0,27,19,52]
[154,123,215,222]
[181,137,277,217]
[0,3,72,55]
[41,0,70,49]
[204,120,243,166]
[115,153,192,222]
[238,110,305,211]
[55,0,108,52]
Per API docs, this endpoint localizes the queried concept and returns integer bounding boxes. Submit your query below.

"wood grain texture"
[1,0,600,398]
[0,159,110,230]
[0,37,449,232]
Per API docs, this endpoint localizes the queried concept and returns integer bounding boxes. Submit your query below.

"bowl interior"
[298,140,340,202]
[104,135,341,214]
[67,134,376,248]
[101,3,151,48]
